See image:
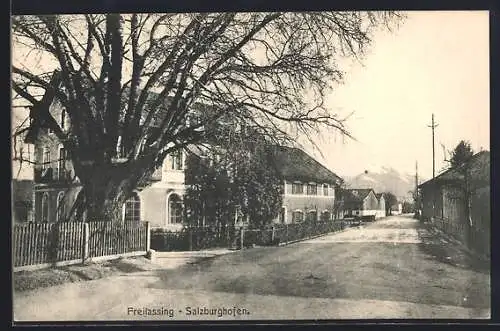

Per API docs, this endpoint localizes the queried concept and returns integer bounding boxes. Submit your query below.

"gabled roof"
[342,188,375,203]
[418,151,490,189]
[270,146,343,185]
[184,144,344,186]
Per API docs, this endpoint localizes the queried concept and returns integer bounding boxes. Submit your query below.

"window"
[306,210,317,222]
[292,210,304,223]
[307,183,317,195]
[61,109,66,130]
[58,147,67,180]
[169,194,183,224]
[42,147,51,170]
[170,150,183,170]
[292,182,303,195]
[323,184,329,196]
[124,193,141,222]
[41,193,49,223]
[56,192,65,222]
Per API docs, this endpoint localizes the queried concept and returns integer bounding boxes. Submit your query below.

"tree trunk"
[72,160,147,223]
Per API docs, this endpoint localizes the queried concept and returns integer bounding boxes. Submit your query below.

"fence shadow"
[416,222,490,274]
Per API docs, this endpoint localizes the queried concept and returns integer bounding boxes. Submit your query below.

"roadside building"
[418,151,490,257]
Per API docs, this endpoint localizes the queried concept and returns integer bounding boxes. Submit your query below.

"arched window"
[321,210,331,222]
[169,194,183,224]
[58,146,68,180]
[170,151,183,170]
[41,193,49,223]
[56,191,65,222]
[42,147,51,170]
[124,193,141,222]
[292,210,303,223]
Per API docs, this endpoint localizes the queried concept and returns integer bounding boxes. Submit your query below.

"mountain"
[344,167,424,202]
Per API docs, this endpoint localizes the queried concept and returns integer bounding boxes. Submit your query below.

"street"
[13,215,490,321]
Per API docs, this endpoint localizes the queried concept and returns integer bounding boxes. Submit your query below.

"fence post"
[285,224,289,245]
[82,222,89,264]
[146,221,151,252]
[240,226,244,250]
[271,226,275,244]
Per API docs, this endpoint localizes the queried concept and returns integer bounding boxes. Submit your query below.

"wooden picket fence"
[151,220,350,252]
[13,221,150,271]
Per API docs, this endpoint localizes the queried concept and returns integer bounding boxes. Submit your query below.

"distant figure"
[364,170,368,174]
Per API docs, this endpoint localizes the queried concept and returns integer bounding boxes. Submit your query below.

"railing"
[34,168,53,183]
[34,167,73,183]
[150,224,238,251]
[151,220,348,252]
[13,221,150,270]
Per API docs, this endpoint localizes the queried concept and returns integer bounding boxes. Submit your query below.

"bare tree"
[11,12,403,222]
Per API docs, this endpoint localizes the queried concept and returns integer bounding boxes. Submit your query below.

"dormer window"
[171,150,183,170]
[61,109,66,130]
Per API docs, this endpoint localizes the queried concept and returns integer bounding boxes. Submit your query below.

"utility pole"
[427,114,439,179]
[415,161,420,218]
[427,114,439,219]
[415,161,419,196]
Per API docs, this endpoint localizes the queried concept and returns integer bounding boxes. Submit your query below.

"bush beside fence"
[151,224,238,251]
[151,220,349,252]
[13,221,149,270]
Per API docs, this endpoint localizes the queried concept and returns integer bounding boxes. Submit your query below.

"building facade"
[25,91,344,229]
[375,193,386,219]
[272,146,343,224]
[418,151,490,256]
[341,188,385,220]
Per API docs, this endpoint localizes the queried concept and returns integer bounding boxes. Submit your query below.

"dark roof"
[12,179,33,204]
[270,146,343,185]
[342,188,375,203]
[418,151,490,189]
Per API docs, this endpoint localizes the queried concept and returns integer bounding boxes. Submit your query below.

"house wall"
[420,178,490,256]
[33,101,343,228]
[139,150,187,230]
[470,185,490,255]
[376,196,386,219]
[33,185,82,223]
[32,99,77,223]
[421,185,441,221]
[357,191,379,217]
[279,180,336,223]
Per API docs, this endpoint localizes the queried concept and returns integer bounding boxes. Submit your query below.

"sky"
[11,11,490,182]
[307,10,490,182]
